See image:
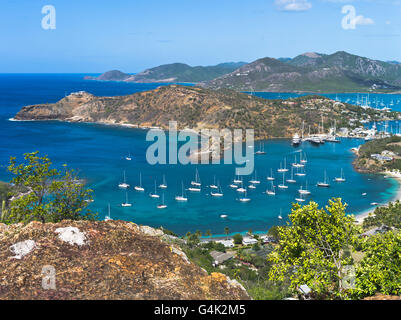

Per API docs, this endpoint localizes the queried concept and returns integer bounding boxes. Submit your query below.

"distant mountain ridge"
[84,52,401,92]
[201,51,401,92]
[84,70,131,81]
[85,62,247,83]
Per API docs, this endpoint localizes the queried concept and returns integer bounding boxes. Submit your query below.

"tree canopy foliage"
[353,231,401,297]
[3,151,96,224]
[268,198,357,299]
[363,200,401,229]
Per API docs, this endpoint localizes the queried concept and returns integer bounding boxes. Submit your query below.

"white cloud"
[353,15,374,26]
[341,5,374,29]
[275,0,312,11]
[324,0,354,2]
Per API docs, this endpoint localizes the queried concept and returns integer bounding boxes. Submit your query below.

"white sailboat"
[159,174,167,189]
[134,172,145,191]
[278,172,288,189]
[125,152,132,161]
[266,181,276,195]
[334,168,346,182]
[211,181,224,197]
[237,179,246,193]
[317,171,330,188]
[325,120,340,143]
[239,190,251,202]
[292,154,304,168]
[175,182,188,202]
[298,181,311,195]
[255,142,267,155]
[121,191,132,207]
[150,180,160,198]
[104,203,113,221]
[191,168,201,187]
[210,175,218,189]
[295,166,306,177]
[267,168,275,181]
[157,193,167,209]
[300,152,307,164]
[278,209,283,220]
[277,158,289,173]
[286,167,296,183]
[295,192,305,202]
[118,171,130,189]
[188,185,201,192]
[233,173,242,184]
[249,170,261,184]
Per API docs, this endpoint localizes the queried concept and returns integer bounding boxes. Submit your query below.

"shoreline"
[354,170,401,224]
[7,117,297,140]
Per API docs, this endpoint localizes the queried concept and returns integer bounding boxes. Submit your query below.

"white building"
[242,237,258,245]
[216,239,235,248]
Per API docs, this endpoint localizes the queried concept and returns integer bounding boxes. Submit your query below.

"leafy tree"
[184,247,215,273]
[201,241,226,252]
[0,182,14,222]
[268,199,356,299]
[268,225,280,241]
[205,229,212,238]
[0,182,12,204]
[353,231,401,298]
[224,226,230,239]
[4,151,96,224]
[363,200,401,229]
[246,281,290,300]
[160,227,178,237]
[185,231,200,247]
[233,233,243,245]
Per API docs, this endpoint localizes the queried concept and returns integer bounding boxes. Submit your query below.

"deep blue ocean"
[1,74,400,236]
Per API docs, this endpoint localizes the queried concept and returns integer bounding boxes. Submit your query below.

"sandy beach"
[354,170,401,224]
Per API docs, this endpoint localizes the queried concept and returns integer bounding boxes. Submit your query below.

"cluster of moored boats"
[105,150,348,221]
[291,119,341,147]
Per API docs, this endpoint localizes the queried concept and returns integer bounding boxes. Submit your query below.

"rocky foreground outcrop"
[0,220,249,300]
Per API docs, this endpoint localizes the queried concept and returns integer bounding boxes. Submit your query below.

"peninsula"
[13,85,400,140]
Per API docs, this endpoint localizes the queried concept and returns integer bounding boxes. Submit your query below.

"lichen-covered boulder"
[0,220,250,300]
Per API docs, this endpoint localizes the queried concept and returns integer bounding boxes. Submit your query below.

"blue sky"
[0,0,400,72]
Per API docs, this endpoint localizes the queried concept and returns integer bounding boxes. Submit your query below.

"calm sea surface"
[0,74,400,236]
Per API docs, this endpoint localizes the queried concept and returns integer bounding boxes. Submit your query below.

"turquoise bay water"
[0,74,399,236]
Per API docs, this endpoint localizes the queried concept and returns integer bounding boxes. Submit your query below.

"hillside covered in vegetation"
[85,62,247,83]
[14,85,399,140]
[201,51,401,93]
[353,136,401,173]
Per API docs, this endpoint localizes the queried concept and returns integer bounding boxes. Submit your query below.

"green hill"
[201,51,401,93]
[85,62,247,83]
